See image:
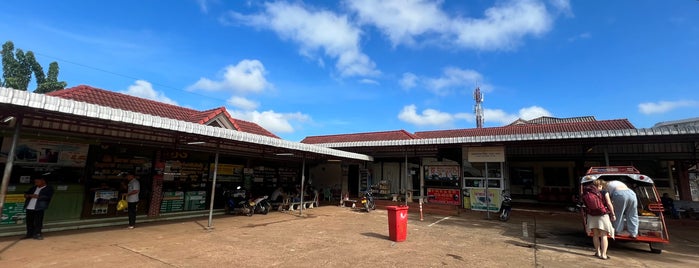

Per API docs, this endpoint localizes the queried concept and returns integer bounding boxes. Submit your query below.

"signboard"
[426,188,461,205]
[1,194,26,225]
[1,139,89,166]
[160,191,185,212]
[466,147,505,162]
[469,188,501,212]
[426,166,460,181]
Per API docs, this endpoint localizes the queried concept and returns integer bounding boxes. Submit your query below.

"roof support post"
[0,116,21,214]
[299,155,306,216]
[206,143,220,230]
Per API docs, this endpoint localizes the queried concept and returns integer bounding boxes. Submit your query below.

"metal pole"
[0,117,20,214]
[299,156,306,216]
[404,149,408,206]
[419,163,424,221]
[485,162,490,219]
[206,148,220,229]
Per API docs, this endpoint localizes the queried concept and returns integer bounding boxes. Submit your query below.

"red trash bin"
[386,205,409,242]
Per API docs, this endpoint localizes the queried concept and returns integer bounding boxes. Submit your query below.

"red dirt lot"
[1,205,698,267]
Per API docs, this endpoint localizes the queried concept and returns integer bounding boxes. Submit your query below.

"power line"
[31,51,232,105]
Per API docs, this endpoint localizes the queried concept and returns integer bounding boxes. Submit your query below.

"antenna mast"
[474,86,484,128]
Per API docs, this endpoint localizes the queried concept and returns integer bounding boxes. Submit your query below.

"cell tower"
[474,86,484,128]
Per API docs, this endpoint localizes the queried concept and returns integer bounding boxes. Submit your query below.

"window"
[543,167,570,187]
[510,167,534,186]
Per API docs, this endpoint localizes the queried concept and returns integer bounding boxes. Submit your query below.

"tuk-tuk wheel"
[649,243,663,254]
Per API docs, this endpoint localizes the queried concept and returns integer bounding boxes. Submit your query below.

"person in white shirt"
[122,172,140,229]
[23,175,54,240]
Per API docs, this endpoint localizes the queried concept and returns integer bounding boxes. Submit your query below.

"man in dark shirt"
[23,174,54,240]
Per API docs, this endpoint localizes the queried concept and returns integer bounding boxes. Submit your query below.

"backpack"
[582,185,608,216]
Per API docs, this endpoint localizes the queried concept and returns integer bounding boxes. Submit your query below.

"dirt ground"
[1,205,698,267]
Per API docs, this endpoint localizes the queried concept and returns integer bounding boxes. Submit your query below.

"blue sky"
[2,0,698,141]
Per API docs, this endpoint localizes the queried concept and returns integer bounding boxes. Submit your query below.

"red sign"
[426,188,460,205]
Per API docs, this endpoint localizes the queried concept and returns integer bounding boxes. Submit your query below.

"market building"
[2,85,698,236]
[302,116,699,213]
[0,86,372,235]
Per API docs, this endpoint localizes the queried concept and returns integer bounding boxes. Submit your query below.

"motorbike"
[252,195,272,215]
[361,190,376,212]
[498,190,512,221]
[224,186,254,216]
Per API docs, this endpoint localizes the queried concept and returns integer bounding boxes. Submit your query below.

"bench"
[675,200,699,219]
[341,199,358,208]
[287,195,319,211]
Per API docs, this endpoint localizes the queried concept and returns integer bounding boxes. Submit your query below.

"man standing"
[23,173,54,240]
[123,172,140,229]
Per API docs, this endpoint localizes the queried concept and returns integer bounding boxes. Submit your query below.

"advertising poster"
[92,190,119,215]
[1,139,88,166]
[426,188,461,205]
[1,194,26,225]
[469,188,502,212]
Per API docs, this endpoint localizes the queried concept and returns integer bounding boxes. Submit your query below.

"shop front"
[1,138,89,226]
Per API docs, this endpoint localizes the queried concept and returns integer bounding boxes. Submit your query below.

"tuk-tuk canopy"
[580,166,655,184]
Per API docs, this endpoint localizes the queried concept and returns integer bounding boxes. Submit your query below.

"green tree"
[1,40,66,93]
[35,62,67,93]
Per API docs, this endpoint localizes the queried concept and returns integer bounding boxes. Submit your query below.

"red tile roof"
[301,130,419,144]
[415,119,635,139]
[48,85,279,138]
[300,119,635,144]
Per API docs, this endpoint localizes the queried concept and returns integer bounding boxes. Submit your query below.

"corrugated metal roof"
[48,85,280,138]
[0,87,372,161]
[416,119,635,139]
[301,130,419,144]
[310,125,699,148]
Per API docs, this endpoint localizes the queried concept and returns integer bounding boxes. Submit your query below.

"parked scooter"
[252,195,272,215]
[224,186,253,216]
[361,190,376,212]
[498,190,512,221]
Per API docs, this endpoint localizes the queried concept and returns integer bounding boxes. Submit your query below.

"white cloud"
[227,96,259,111]
[401,67,485,96]
[359,79,379,85]
[398,104,552,127]
[518,106,552,120]
[348,0,560,51]
[425,67,483,96]
[398,105,455,126]
[187,59,271,93]
[568,32,591,42]
[121,80,177,105]
[548,0,573,17]
[400,72,418,89]
[638,100,699,115]
[196,0,210,13]
[451,0,553,51]
[347,0,450,47]
[228,2,379,77]
[229,109,310,134]
[484,106,552,125]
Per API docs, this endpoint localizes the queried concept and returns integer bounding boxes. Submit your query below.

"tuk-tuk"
[580,166,669,253]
